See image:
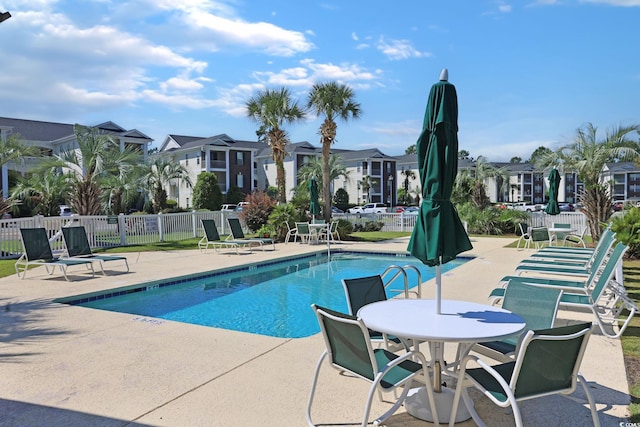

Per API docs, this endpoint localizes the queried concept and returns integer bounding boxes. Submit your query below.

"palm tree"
[11,169,73,216]
[297,155,349,202]
[359,175,376,203]
[246,87,306,203]
[45,124,142,215]
[550,123,640,240]
[142,157,193,213]
[307,82,361,220]
[401,169,416,205]
[0,132,43,215]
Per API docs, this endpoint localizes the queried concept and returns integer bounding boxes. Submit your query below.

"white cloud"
[375,37,430,60]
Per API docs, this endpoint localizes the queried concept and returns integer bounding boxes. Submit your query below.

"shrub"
[268,203,305,242]
[353,220,384,232]
[336,219,353,238]
[239,190,276,232]
[457,202,527,235]
[225,186,245,204]
[611,207,640,259]
[193,172,222,211]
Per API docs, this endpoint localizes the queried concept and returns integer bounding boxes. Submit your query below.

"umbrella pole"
[435,263,442,315]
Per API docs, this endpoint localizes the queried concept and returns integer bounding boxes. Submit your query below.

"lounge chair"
[512,232,615,278]
[491,242,627,301]
[473,280,562,363]
[199,219,253,254]
[226,217,275,250]
[306,304,440,427]
[15,227,95,281]
[61,226,129,275]
[522,227,614,263]
[451,322,600,427]
[492,243,631,338]
[514,231,614,272]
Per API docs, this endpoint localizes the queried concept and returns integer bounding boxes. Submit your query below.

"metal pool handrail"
[381,265,422,299]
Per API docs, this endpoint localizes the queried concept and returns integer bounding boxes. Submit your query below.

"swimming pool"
[60,252,469,338]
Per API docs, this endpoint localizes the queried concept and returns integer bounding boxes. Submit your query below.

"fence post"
[192,210,198,238]
[158,212,164,242]
[118,213,126,246]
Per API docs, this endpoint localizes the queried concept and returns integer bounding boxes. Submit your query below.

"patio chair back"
[581,242,627,303]
[201,219,222,241]
[530,227,550,248]
[227,217,246,239]
[342,275,387,315]
[512,322,592,398]
[502,280,562,340]
[61,226,93,257]
[314,305,376,381]
[21,228,55,261]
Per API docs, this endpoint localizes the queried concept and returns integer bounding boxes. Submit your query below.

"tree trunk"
[321,119,336,222]
[579,184,612,242]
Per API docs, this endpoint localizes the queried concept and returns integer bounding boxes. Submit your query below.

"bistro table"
[308,222,328,244]
[548,226,576,246]
[358,299,525,423]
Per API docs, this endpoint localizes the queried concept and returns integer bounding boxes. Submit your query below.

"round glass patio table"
[358,299,525,423]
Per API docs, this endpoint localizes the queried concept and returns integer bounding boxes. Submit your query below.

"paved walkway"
[0,237,631,426]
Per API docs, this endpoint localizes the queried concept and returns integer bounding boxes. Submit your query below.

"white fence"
[527,212,588,236]
[0,210,586,259]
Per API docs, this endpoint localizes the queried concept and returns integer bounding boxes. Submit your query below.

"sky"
[0,0,638,162]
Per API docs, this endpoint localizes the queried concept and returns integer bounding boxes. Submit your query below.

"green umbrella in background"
[407,69,473,315]
[544,168,561,215]
[308,177,321,220]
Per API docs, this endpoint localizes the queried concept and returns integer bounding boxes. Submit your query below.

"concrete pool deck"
[0,236,631,426]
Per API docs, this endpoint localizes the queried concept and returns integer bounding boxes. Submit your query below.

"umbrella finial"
[439,68,448,81]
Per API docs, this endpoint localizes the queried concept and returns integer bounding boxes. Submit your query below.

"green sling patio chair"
[451,322,599,427]
[199,219,253,254]
[515,222,531,250]
[16,227,95,281]
[306,304,440,427]
[342,275,407,352]
[529,226,550,249]
[62,226,129,275]
[295,222,318,244]
[226,217,275,250]
[473,280,562,363]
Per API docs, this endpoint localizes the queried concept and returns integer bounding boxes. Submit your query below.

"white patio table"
[548,226,576,246]
[358,299,525,424]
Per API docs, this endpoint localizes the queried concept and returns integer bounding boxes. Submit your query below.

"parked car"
[403,206,419,215]
[558,202,575,212]
[348,203,387,214]
[331,206,344,214]
[235,202,249,212]
[221,204,237,212]
[508,202,543,212]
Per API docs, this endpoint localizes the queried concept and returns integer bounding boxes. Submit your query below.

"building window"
[237,173,244,188]
[196,156,200,165]
[236,152,244,166]
[185,154,189,165]
[186,198,189,207]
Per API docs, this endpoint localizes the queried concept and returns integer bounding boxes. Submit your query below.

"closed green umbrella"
[545,168,561,215]
[308,177,320,220]
[407,69,473,315]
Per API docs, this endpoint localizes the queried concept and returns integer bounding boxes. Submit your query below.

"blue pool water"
[65,252,468,338]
